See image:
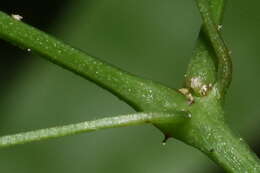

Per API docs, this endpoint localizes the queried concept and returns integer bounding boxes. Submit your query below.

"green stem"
[181,1,260,172]
[189,119,260,172]
[171,88,260,173]
[202,124,260,172]
[0,112,189,148]
[209,0,226,23]
[0,11,187,112]
[196,0,232,96]
[1,5,258,173]
[185,0,226,96]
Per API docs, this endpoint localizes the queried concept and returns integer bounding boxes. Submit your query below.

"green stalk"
[0,2,259,172]
[196,0,232,96]
[0,112,189,148]
[0,11,187,112]
[176,0,260,172]
[185,0,226,97]
[171,88,260,172]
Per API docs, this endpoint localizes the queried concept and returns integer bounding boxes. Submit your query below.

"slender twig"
[0,112,189,148]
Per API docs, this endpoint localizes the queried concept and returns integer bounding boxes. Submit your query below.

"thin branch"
[196,0,232,96]
[0,112,190,148]
[0,11,187,112]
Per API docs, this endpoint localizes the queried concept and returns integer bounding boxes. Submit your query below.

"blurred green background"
[0,0,260,172]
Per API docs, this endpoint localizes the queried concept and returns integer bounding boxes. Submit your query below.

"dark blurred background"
[0,0,260,172]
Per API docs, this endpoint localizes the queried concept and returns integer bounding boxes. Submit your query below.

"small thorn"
[162,134,171,146]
